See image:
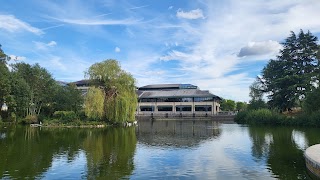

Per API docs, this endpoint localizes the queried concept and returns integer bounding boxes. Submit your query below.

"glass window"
[194,97,213,102]
[195,105,212,111]
[140,98,156,102]
[176,105,192,111]
[140,106,154,111]
[157,106,173,111]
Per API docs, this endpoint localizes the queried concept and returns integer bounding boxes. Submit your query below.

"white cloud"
[53,17,141,26]
[8,55,26,61]
[168,6,174,10]
[176,9,205,19]
[115,47,121,53]
[129,5,149,10]
[34,41,57,50]
[0,14,43,35]
[238,40,282,57]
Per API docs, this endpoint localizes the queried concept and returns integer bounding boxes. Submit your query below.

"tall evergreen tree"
[262,30,319,111]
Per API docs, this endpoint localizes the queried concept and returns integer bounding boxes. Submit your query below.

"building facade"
[137,84,221,116]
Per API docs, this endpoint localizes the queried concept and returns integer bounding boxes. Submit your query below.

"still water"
[0,120,319,179]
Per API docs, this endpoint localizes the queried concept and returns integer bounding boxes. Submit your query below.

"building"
[137,84,221,116]
[70,79,90,96]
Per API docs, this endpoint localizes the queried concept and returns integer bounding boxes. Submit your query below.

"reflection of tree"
[248,126,319,179]
[0,126,91,179]
[0,126,137,179]
[83,127,137,180]
[136,120,221,148]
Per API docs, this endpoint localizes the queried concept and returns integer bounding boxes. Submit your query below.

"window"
[140,98,156,102]
[140,106,154,111]
[176,105,192,111]
[194,97,213,102]
[195,105,212,112]
[157,106,173,111]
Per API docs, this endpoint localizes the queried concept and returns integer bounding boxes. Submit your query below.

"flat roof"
[139,89,221,99]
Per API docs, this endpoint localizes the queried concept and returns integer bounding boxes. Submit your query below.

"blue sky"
[1,0,320,101]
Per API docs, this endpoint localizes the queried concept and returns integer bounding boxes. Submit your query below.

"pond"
[0,120,319,179]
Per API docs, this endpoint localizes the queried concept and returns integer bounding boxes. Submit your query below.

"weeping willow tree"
[85,59,137,123]
[84,87,105,120]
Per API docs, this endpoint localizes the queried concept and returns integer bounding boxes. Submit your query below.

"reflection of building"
[137,84,221,116]
[136,120,221,147]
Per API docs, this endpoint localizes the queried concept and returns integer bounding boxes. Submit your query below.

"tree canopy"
[259,30,320,111]
[85,59,137,122]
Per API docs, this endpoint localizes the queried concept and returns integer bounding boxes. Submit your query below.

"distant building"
[137,84,221,116]
[71,81,222,116]
[70,79,90,96]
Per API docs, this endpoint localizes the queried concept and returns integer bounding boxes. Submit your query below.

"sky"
[1,0,320,102]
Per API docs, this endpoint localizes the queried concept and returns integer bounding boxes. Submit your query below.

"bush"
[24,115,38,124]
[235,109,287,125]
[53,111,78,123]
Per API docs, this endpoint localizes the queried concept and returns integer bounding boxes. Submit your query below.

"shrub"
[235,109,288,125]
[24,115,38,124]
[53,111,78,123]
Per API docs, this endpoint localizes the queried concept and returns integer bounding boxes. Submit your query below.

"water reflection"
[136,120,221,148]
[0,126,137,180]
[248,126,320,179]
[1,123,320,179]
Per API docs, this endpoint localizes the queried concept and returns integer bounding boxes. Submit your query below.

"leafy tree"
[53,83,83,113]
[0,45,12,120]
[84,87,104,120]
[220,99,236,111]
[11,63,57,117]
[303,88,320,113]
[85,59,137,122]
[236,101,247,111]
[248,78,267,110]
[262,30,319,111]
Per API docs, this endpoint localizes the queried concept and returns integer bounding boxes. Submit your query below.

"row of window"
[139,97,215,102]
[139,105,213,112]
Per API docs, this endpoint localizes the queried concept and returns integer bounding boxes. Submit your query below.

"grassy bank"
[235,109,320,127]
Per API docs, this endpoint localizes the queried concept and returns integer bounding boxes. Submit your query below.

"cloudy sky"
[1,0,320,101]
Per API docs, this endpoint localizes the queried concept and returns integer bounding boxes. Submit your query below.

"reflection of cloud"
[132,124,274,179]
[0,14,43,35]
[292,130,308,150]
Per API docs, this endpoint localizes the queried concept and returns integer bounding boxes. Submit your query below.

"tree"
[236,102,247,111]
[53,83,83,113]
[247,78,267,110]
[303,88,320,113]
[220,99,236,111]
[262,30,319,111]
[0,45,12,120]
[11,63,57,117]
[84,87,104,120]
[85,59,137,122]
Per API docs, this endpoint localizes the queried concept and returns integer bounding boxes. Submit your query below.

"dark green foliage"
[53,111,78,123]
[53,83,83,113]
[262,30,320,111]
[303,88,320,113]
[235,109,287,125]
[235,109,320,127]
[236,102,247,111]
[220,99,236,111]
